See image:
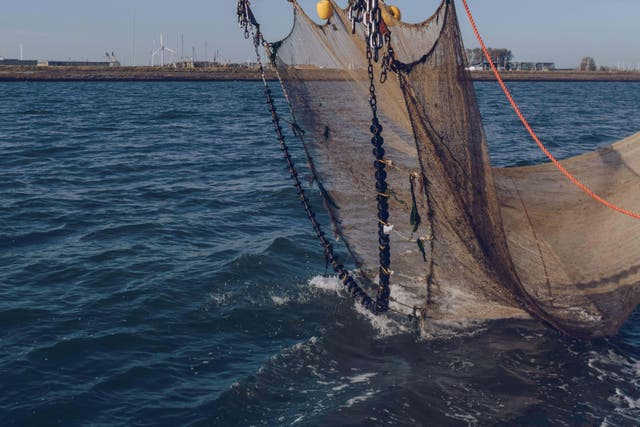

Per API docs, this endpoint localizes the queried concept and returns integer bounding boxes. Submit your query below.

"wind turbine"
[152,34,175,67]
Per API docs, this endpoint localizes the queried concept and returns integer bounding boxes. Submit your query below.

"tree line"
[465,51,634,72]
[579,57,597,71]
[577,57,635,72]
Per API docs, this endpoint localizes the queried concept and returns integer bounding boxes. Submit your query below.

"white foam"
[204,291,230,310]
[348,372,377,384]
[389,284,419,310]
[287,336,319,353]
[445,412,479,425]
[308,275,494,339]
[291,415,304,424]
[587,349,638,383]
[270,295,290,306]
[420,319,489,340]
[308,275,342,294]
[588,349,640,421]
[354,301,409,337]
[613,387,640,409]
[343,389,379,407]
[308,275,414,337]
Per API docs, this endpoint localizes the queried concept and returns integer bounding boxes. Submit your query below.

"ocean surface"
[2,80,640,426]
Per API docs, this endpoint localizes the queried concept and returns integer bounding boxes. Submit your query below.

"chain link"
[237,0,252,39]
[238,0,389,314]
[380,32,395,83]
[348,0,364,34]
[366,43,392,311]
[349,0,384,62]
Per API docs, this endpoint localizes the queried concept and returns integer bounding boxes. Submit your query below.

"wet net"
[242,0,640,338]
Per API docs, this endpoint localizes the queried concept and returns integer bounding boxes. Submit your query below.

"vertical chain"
[349,0,383,62]
[366,44,392,312]
[348,0,364,34]
[237,0,251,39]
[238,0,387,314]
[380,32,396,83]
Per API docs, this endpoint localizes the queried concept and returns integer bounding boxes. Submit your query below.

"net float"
[382,4,402,25]
[316,0,334,21]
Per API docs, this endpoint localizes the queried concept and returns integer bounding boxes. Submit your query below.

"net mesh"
[264,0,640,338]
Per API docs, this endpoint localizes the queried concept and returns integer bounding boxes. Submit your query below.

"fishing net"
[249,0,640,338]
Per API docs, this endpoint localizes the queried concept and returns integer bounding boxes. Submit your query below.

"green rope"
[409,174,421,233]
[417,238,427,262]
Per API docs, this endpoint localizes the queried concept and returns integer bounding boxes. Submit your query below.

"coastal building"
[466,61,556,71]
[510,61,556,71]
[174,60,222,69]
[466,62,507,71]
[466,63,487,71]
[0,57,38,66]
[37,60,120,67]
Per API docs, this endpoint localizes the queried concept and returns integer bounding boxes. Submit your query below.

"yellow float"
[382,4,402,26]
[388,5,401,21]
[316,0,334,21]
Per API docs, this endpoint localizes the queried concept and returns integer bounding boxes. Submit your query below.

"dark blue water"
[2,81,640,426]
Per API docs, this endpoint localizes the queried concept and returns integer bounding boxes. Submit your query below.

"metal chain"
[349,0,384,62]
[348,0,365,33]
[380,32,395,83]
[366,43,392,312]
[238,0,389,314]
[350,1,406,312]
[237,0,252,39]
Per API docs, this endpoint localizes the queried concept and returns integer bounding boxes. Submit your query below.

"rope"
[461,0,640,220]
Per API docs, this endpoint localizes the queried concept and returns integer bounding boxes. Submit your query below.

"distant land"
[1,66,640,82]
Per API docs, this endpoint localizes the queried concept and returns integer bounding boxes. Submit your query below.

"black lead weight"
[370,119,380,132]
[376,181,387,192]
[375,170,387,180]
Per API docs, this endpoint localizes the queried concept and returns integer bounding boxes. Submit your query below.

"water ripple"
[1,81,639,425]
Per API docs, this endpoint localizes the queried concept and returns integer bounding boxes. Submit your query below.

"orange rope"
[460,0,640,220]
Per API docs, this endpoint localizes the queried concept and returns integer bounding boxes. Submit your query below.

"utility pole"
[132,14,136,66]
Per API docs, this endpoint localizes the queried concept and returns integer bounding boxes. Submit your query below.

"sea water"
[2,81,640,426]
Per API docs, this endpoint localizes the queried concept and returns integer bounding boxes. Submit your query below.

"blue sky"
[1,1,639,69]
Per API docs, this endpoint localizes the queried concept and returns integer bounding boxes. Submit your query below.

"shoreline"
[1,66,640,82]
[470,70,640,82]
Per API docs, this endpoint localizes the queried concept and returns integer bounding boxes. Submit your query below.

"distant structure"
[0,57,37,66]
[174,60,221,69]
[151,34,176,67]
[105,51,120,66]
[36,52,120,67]
[510,61,555,71]
[466,61,556,71]
[173,42,222,69]
[38,60,120,67]
[1,50,120,67]
[466,63,487,71]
